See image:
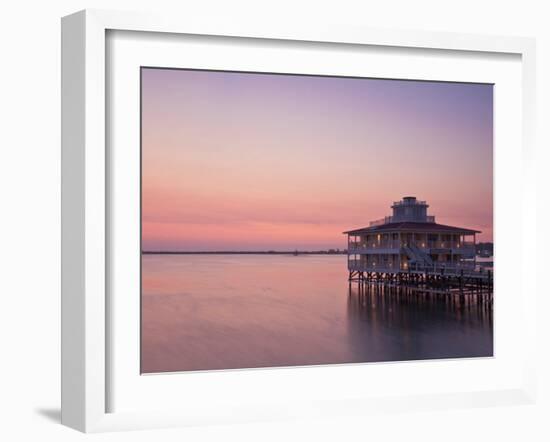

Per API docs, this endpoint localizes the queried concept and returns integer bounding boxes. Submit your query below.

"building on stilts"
[344,197,492,297]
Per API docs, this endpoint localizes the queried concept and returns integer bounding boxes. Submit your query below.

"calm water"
[141,254,493,373]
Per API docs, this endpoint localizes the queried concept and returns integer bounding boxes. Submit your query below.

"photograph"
[140,67,494,374]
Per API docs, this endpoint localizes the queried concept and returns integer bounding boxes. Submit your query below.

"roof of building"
[343,221,481,235]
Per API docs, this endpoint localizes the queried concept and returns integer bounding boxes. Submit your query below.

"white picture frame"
[61,9,537,433]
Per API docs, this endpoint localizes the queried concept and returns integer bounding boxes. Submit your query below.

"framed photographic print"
[140,68,494,374]
[61,9,537,432]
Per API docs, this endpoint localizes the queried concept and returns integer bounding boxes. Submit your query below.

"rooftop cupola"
[391,196,433,223]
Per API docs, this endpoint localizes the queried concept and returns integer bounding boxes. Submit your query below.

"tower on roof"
[391,196,432,223]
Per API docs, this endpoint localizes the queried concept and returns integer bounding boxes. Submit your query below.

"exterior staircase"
[403,244,434,268]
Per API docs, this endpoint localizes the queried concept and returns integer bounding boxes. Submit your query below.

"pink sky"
[142,69,493,251]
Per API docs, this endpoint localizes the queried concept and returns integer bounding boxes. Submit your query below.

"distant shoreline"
[142,250,347,255]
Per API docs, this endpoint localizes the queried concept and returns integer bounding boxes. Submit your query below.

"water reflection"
[346,284,493,362]
[141,254,493,373]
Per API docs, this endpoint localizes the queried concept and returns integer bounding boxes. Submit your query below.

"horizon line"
[142,250,347,255]
[141,242,494,255]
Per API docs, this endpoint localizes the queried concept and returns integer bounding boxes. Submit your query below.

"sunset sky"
[141,68,493,251]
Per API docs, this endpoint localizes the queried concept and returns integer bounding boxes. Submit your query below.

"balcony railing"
[349,242,475,254]
[349,240,401,251]
[348,260,400,272]
[392,200,427,207]
[408,261,487,276]
[369,216,393,227]
[427,241,475,250]
[348,260,487,277]
[367,214,436,227]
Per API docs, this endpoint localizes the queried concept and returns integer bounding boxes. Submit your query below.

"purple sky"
[142,68,493,251]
